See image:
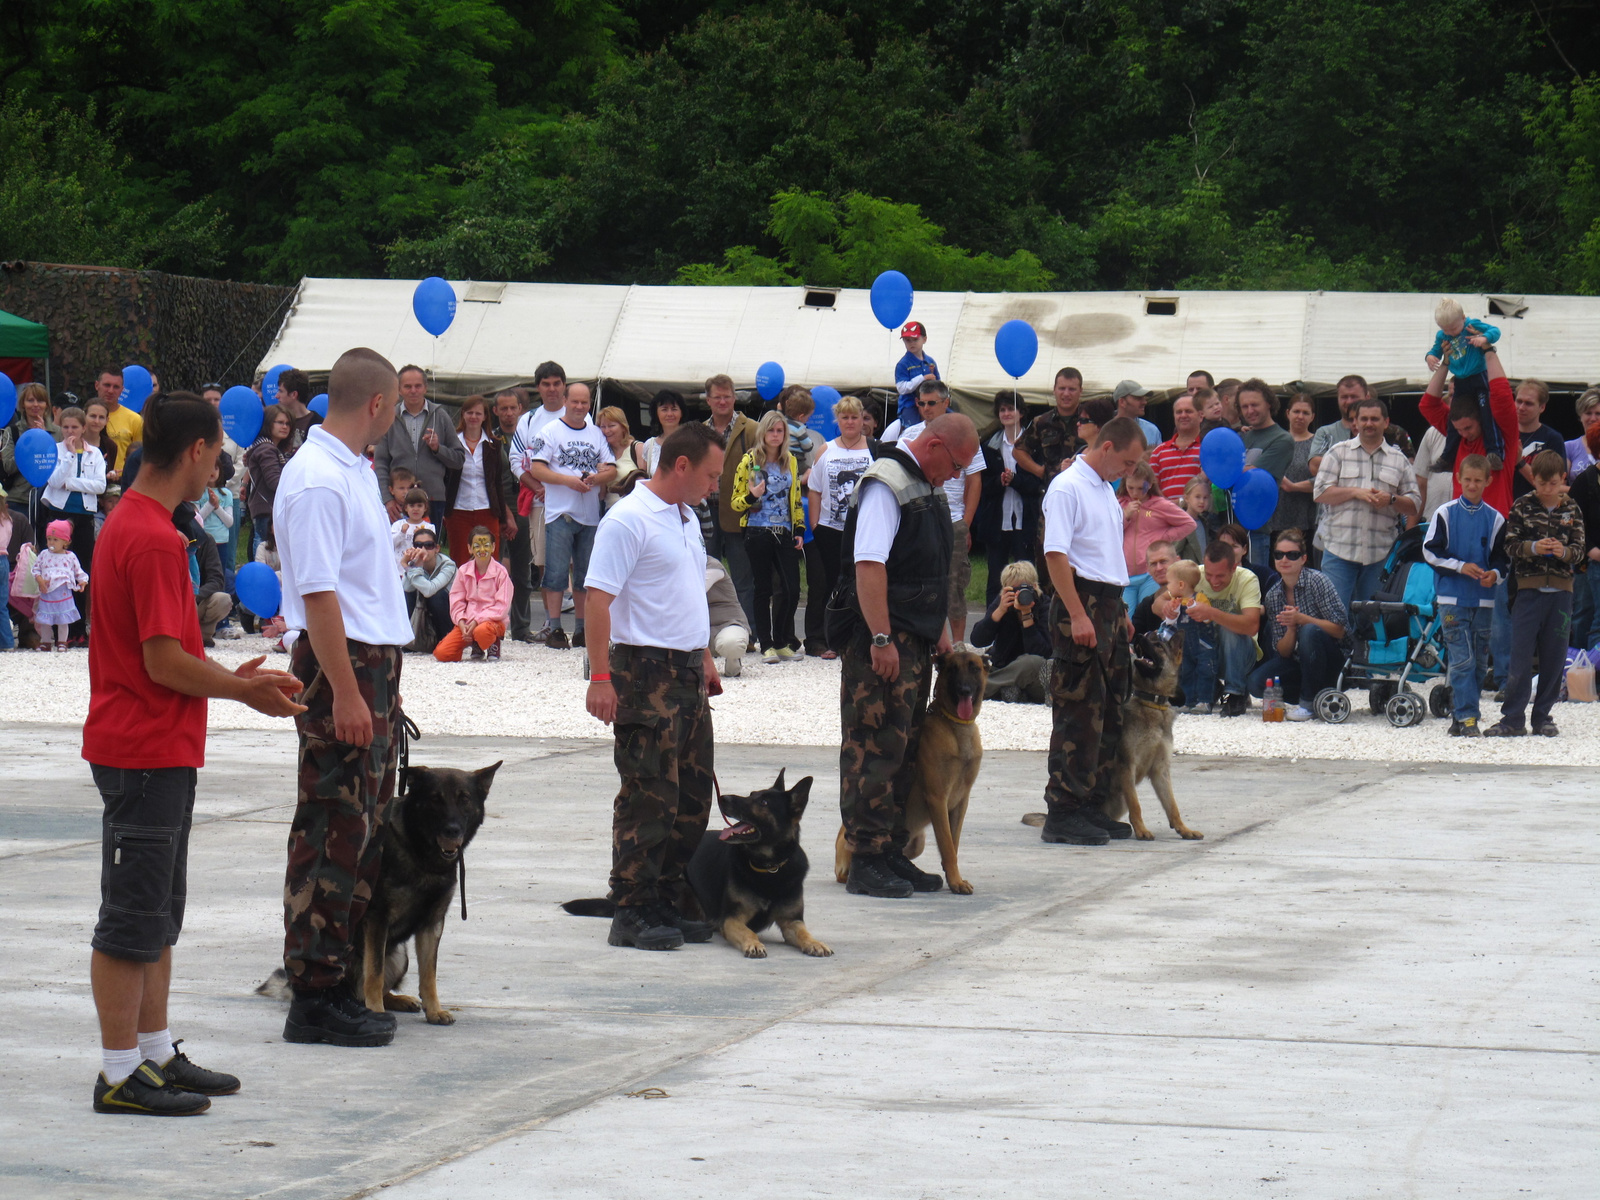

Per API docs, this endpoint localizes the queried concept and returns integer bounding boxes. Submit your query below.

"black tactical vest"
[826,447,954,645]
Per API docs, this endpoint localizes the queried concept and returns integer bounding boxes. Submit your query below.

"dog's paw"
[424,1008,457,1026]
[1133,827,1155,841]
[742,942,768,959]
[800,941,833,957]
[948,878,975,895]
[384,992,422,1012]
[1176,827,1204,840]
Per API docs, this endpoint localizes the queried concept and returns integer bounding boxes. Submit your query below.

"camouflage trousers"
[608,645,715,911]
[283,637,402,990]
[1044,581,1129,814]
[839,627,932,856]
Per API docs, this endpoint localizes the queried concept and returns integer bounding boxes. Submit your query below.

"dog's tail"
[255,967,293,1001]
[1019,812,1046,828]
[560,898,617,918]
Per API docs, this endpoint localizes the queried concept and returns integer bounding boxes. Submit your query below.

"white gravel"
[2,638,1595,766]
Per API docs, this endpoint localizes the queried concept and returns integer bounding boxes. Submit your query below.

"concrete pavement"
[1,728,1593,1199]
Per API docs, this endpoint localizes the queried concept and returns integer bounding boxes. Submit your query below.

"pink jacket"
[448,556,513,624]
[1121,494,1195,575]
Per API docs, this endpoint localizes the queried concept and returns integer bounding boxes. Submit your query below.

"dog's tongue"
[956,697,975,722]
[719,822,756,841]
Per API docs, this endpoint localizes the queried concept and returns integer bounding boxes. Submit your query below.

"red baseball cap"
[900,321,926,339]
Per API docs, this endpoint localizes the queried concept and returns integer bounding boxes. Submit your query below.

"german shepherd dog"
[1021,630,1201,840]
[563,771,832,959]
[257,762,501,1023]
[834,647,988,893]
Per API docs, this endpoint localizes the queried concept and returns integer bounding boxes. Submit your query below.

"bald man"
[830,413,978,898]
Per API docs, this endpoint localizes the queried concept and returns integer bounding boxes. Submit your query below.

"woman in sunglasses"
[1249,527,1348,720]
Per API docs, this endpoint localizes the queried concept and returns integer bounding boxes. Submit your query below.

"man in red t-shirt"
[84,392,303,1117]
[1419,348,1520,518]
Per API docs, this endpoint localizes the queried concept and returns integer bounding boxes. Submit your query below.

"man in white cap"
[1113,380,1162,450]
[894,322,939,429]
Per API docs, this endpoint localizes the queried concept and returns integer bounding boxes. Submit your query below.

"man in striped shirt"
[1149,392,1204,498]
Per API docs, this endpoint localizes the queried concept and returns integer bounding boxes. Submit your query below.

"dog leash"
[398,709,467,921]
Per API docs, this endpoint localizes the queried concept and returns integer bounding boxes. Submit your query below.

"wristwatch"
[871,632,892,648]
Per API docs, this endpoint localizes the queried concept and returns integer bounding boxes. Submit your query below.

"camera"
[1015,585,1037,608]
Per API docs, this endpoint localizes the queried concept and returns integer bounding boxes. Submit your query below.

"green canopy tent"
[0,307,50,395]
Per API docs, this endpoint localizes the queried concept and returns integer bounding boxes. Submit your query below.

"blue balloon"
[1231,467,1280,531]
[121,364,153,412]
[0,373,15,426]
[1199,426,1247,491]
[309,393,329,419]
[235,561,282,619]
[755,361,785,402]
[994,319,1039,378]
[869,270,914,331]
[16,427,58,487]
[413,276,457,337]
[808,385,842,441]
[261,363,293,404]
[220,386,264,445]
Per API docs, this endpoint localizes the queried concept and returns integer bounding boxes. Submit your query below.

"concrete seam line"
[319,768,1393,1200]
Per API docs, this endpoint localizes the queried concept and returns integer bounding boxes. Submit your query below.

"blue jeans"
[1180,621,1258,702]
[0,556,13,649]
[1489,578,1512,682]
[541,515,596,592]
[1248,529,1274,580]
[1248,625,1341,704]
[1440,603,1492,720]
[250,511,273,562]
[1320,550,1386,611]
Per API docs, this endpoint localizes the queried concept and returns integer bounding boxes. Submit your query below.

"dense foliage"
[3,0,1598,292]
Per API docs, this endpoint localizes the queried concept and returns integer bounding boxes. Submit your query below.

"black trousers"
[745,525,801,651]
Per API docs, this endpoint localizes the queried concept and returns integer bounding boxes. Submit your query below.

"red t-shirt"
[1420,376,1521,516]
[83,489,208,769]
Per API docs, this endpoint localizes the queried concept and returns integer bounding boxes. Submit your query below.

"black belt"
[1073,577,1124,598]
[614,643,702,667]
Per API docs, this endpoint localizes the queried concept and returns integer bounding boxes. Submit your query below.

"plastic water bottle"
[1263,677,1284,722]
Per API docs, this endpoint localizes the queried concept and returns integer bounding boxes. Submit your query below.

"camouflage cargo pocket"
[613,710,666,780]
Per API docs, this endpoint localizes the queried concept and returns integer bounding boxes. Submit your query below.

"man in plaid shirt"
[1313,397,1420,610]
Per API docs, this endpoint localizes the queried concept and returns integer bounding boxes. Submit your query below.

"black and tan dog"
[835,646,988,893]
[258,762,501,1024]
[563,770,832,959]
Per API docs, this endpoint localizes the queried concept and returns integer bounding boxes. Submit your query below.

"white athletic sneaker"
[1285,704,1314,722]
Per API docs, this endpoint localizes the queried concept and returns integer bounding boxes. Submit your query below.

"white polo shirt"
[276,426,413,646]
[587,484,710,652]
[1041,455,1128,587]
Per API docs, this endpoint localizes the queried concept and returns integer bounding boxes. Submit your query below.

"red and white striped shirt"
[1149,436,1203,498]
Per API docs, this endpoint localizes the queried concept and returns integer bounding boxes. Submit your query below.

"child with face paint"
[433,526,513,662]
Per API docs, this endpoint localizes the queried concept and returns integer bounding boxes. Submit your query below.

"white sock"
[102,1046,143,1085]
[137,1028,175,1065]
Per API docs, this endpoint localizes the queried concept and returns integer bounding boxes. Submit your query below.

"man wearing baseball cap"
[1113,380,1162,451]
[894,322,939,428]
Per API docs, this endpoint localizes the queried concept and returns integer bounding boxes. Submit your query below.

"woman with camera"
[969,560,1052,703]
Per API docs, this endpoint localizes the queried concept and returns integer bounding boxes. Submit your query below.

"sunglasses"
[1273,549,1305,561]
[1076,415,1097,424]
[413,541,438,550]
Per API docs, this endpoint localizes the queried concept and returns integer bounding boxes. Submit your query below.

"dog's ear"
[474,761,503,798]
[787,775,813,817]
[403,765,433,800]
[771,767,786,793]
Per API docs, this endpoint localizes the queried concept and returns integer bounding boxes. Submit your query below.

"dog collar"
[1131,688,1170,710]
[747,858,789,874]
[939,705,977,725]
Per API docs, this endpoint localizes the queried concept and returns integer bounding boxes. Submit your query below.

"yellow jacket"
[731,450,804,532]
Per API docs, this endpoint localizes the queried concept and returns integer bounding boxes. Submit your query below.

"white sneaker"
[1285,704,1314,722]
[723,654,742,678]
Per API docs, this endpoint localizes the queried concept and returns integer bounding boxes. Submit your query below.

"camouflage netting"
[0,262,293,399]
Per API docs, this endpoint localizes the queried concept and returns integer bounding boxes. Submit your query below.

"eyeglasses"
[1273,549,1305,561]
[915,398,942,408]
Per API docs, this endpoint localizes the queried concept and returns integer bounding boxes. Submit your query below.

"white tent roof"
[261,279,1600,407]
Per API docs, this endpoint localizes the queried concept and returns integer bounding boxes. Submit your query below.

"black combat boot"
[283,987,396,1046]
[845,853,915,898]
[881,847,943,892]
[660,900,714,943]
[1039,806,1111,846]
[1077,808,1133,840]
[608,905,684,950]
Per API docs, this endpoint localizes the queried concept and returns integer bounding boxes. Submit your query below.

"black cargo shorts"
[89,765,198,963]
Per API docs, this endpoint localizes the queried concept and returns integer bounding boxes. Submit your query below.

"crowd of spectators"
[3,342,1595,736]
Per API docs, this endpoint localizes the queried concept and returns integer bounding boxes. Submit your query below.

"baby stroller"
[1314,526,1451,727]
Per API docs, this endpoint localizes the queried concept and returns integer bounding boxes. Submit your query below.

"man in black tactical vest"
[827,413,979,897]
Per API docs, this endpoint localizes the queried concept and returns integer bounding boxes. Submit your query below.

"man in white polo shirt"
[1038,415,1149,848]
[585,423,725,952]
[274,347,412,1048]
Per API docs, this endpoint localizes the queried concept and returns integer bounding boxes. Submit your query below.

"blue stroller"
[1314,526,1451,727]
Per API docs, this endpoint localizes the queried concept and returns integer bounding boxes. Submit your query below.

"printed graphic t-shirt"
[534,419,615,526]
